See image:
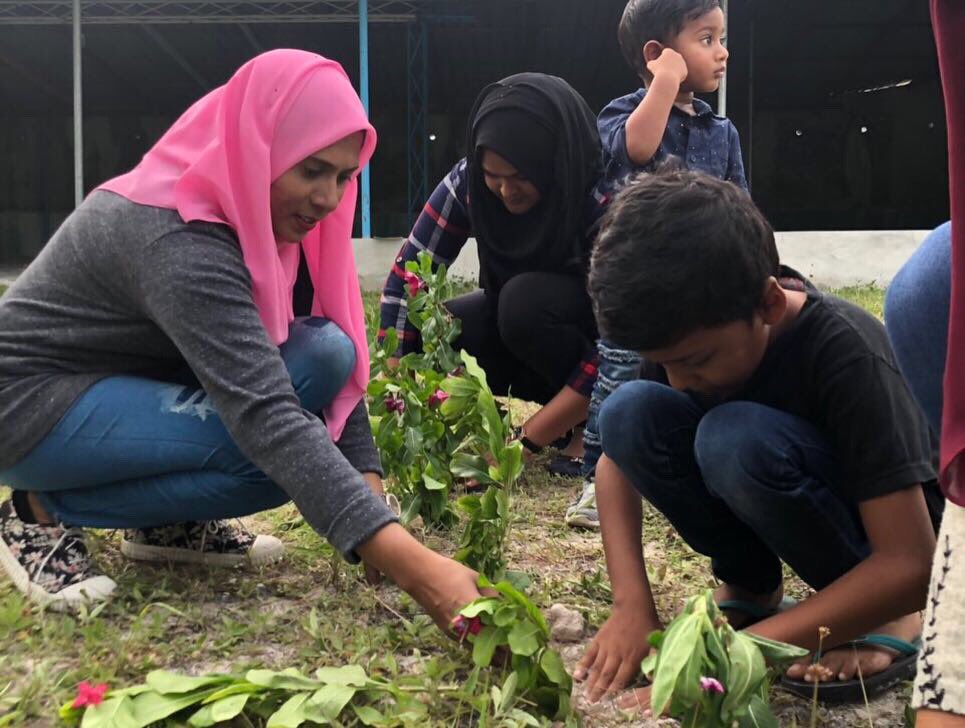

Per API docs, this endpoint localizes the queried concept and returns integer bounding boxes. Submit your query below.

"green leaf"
[79,696,139,728]
[303,684,357,722]
[539,649,571,687]
[744,633,809,666]
[496,442,524,485]
[450,453,495,484]
[460,597,500,618]
[422,474,447,491]
[489,579,549,636]
[246,668,320,691]
[460,350,490,389]
[507,620,542,657]
[400,493,423,524]
[737,695,779,728]
[650,613,703,717]
[648,629,666,650]
[144,672,231,694]
[641,652,658,678]
[352,705,386,725]
[265,693,310,728]
[673,635,707,708]
[493,605,518,627]
[188,694,250,726]
[498,672,519,714]
[129,688,223,726]
[472,626,506,667]
[721,632,767,718]
[313,665,369,687]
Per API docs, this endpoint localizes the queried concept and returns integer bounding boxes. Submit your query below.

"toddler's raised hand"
[646,47,689,86]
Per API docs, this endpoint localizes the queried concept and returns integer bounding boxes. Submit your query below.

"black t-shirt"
[642,272,943,528]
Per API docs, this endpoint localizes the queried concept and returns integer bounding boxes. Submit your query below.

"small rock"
[548,603,585,643]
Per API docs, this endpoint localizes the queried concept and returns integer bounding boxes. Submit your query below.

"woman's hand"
[356,523,483,633]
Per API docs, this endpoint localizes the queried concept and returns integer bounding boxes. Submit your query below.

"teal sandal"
[717,595,798,627]
[779,634,920,704]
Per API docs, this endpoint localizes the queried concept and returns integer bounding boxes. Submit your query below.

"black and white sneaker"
[0,501,116,610]
[120,520,285,567]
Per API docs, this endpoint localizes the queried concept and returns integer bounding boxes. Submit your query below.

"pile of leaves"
[643,591,809,728]
[59,578,573,727]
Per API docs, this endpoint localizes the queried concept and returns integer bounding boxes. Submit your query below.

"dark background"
[0,0,948,262]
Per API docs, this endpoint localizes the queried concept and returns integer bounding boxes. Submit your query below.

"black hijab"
[466,73,603,292]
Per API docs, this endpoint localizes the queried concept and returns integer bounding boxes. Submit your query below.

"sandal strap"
[847,634,921,656]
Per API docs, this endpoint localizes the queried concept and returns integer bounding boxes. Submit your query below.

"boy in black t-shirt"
[574,168,942,708]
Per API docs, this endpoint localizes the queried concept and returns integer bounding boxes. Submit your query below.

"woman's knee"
[283,318,358,410]
[495,273,546,351]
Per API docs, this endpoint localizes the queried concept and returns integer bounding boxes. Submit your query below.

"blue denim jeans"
[0,318,356,529]
[885,222,952,432]
[581,341,642,479]
[599,381,869,593]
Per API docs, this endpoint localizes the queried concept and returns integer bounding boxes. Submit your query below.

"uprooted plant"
[642,590,808,728]
[368,252,465,528]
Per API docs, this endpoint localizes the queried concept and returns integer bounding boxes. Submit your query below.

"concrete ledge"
[354,230,931,292]
[0,230,932,292]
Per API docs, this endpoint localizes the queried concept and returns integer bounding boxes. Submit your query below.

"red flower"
[451,615,484,637]
[428,389,450,408]
[402,271,425,298]
[72,681,109,708]
[384,396,406,414]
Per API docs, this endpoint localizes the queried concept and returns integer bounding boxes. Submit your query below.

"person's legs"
[694,401,868,590]
[496,272,598,404]
[599,381,785,594]
[445,290,523,397]
[0,318,356,606]
[3,317,357,527]
[885,222,952,431]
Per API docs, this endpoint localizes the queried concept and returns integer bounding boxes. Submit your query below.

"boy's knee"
[694,403,781,494]
[599,380,674,462]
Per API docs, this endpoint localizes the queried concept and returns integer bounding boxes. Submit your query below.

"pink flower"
[699,676,725,694]
[451,615,483,637]
[384,396,406,414]
[428,389,450,408]
[72,681,109,708]
[402,271,425,298]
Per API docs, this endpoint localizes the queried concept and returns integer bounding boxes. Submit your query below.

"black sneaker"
[0,501,116,610]
[120,520,284,567]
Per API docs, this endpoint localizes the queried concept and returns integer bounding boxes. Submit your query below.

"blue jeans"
[599,381,869,593]
[581,341,642,479]
[1,318,357,529]
[885,222,952,432]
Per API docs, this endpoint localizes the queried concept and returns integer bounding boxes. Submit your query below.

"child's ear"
[759,277,787,325]
[643,40,665,65]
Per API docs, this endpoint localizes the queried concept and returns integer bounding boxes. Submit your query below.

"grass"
[0,282,894,726]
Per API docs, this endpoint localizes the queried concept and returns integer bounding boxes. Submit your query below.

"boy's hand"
[646,47,689,86]
[574,607,659,703]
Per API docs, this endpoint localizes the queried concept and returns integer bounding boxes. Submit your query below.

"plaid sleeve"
[566,346,599,398]
[378,160,472,356]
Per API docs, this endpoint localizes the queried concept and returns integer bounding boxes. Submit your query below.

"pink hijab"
[99,49,376,441]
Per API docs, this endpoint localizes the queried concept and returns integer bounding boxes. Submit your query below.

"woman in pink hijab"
[0,50,482,628]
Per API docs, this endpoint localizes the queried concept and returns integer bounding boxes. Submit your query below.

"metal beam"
[717,0,727,116]
[359,0,372,237]
[142,24,210,91]
[406,16,428,228]
[72,0,83,205]
[0,0,424,25]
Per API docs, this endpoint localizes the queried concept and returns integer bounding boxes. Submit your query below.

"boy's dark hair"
[619,0,721,76]
[589,167,780,351]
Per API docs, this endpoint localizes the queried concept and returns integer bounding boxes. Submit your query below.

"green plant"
[58,664,453,727]
[368,253,465,528]
[440,353,524,580]
[642,590,808,728]
[457,576,574,725]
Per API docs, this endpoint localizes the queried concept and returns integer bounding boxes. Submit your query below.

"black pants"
[445,272,597,405]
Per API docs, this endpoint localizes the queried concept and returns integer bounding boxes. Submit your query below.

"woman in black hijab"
[379,73,608,472]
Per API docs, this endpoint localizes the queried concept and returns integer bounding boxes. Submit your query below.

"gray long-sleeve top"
[0,191,395,561]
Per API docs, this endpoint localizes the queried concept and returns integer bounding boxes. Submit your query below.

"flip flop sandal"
[717,595,798,628]
[779,634,921,704]
[545,454,584,478]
